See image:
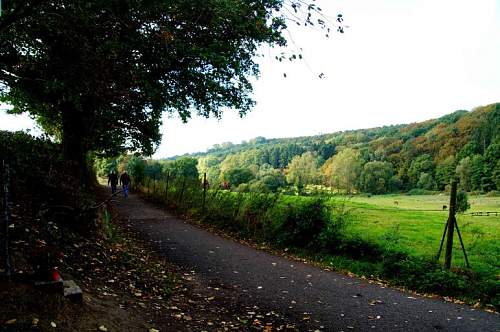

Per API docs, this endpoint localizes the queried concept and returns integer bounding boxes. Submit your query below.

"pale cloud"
[157,0,499,157]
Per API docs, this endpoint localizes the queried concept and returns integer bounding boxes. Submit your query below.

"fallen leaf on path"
[237,317,248,324]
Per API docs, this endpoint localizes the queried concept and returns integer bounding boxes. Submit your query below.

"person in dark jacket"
[107,171,118,194]
[120,171,131,198]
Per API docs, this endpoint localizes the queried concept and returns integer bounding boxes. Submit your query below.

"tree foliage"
[125,155,146,185]
[435,156,456,190]
[222,168,254,187]
[456,157,472,192]
[456,191,470,213]
[182,103,500,194]
[322,148,361,194]
[359,161,394,194]
[285,151,320,193]
[1,0,333,173]
[165,157,199,179]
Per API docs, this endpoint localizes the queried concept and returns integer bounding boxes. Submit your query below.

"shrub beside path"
[114,191,499,331]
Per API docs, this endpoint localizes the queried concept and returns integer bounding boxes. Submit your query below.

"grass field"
[335,194,500,277]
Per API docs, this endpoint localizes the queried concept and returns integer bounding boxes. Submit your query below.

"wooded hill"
[183,103,499,194]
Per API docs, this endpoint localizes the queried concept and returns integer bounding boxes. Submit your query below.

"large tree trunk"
[61,102,92,187]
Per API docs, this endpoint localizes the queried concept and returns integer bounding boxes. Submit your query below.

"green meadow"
[338,194,500,277]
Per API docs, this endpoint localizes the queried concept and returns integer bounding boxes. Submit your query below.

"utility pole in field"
[436,180,470,269]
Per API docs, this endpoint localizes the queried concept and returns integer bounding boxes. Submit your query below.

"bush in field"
[456,190,470,213]
[485,190,500,197]
[407,188,433,195]
[236,183,251,192]
[256,166,286,193]
[258,173,286,193]
[248,180,268,193]
[269,198,330,248]
[318,201,353,250]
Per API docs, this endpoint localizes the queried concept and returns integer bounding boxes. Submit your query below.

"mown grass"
[341,195,500,277]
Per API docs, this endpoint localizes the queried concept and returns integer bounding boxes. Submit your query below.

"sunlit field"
[336,194,500,276]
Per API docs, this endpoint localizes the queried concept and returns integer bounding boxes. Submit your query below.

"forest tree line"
[97,103,500,195]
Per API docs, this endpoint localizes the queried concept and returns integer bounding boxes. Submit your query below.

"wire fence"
[134,173,207,213]
[466,211,499,217]
[132,174,499,218]
[348,206,499,215]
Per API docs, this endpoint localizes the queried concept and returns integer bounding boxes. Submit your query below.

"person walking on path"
[107,170,118,194]
[120,171,131,198]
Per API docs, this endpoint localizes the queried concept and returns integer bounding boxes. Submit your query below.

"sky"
[1,0,499,158]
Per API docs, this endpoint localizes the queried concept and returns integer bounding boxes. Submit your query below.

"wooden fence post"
[178,178,186,204]
[153,175,156,196]
[436,180,471,269]
[202,172,207,214]
[165,172,170,203]
[444,181,457,269]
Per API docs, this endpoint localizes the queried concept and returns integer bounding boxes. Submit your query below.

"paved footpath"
[115,192,499,331]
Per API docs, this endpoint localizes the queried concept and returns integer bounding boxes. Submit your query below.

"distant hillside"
[184,103,499,193]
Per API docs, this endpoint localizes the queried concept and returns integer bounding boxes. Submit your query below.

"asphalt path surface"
[115,192,499,331]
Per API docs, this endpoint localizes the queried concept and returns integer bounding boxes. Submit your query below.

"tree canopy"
[285,151,320,193]
[180,104,500,194]
[322,148,361,194]
[1,0,332,172]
